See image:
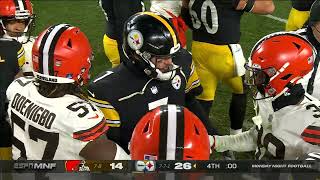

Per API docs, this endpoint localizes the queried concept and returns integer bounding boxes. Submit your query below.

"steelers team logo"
[171,75,181,90]
[127,30,143,50]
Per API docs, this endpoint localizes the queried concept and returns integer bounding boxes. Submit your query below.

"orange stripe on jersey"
[73,119,109,141]
[301,125,320,145]
[302,136,320,145]
[82,125,109,142]
[303,128,320,136]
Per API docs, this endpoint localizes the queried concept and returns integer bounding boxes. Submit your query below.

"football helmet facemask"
[123,12,181,81]
[32,24,92,86]
[245,33,315,99]
[130,104,210,160]
[0,0,35,43]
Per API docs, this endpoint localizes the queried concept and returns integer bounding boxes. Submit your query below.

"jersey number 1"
[12,112,59,160]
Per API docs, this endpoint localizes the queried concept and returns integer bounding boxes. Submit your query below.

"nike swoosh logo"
[88,114,99,119]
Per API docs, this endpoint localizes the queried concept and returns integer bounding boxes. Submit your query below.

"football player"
[0,37,25,160]
[88,12,216,153]
[257,0,320,99]
[150,0,188,48]
[99,0,144,67]
[210,33,320,160]
[181,0,275,137]
[285,0,315,31]
[6,24,129,160]
[130,104,210,160]
[0,0,36,76]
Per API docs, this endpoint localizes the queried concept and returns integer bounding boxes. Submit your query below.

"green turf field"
[31,0,292,159]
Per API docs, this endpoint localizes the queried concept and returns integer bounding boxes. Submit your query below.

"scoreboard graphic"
[2,160,319,173]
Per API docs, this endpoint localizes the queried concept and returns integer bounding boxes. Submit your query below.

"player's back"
[188,0,243,44]
[7,77,107,160]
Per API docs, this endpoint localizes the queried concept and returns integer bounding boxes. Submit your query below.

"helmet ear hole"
[292,42,301,49]
[194,124,200,135]
[67,39,72,48]
[281,74,292,80]
[143,121,150,133]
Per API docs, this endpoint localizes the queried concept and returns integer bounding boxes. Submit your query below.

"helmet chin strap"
[155,65,177,81]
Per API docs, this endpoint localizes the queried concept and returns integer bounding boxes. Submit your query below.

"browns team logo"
[127,30,143,50]
[65,160,90,172]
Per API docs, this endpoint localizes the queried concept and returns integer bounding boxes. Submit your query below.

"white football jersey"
[150,0,182,18]
[6,77,108,160]
[256,95,320,160]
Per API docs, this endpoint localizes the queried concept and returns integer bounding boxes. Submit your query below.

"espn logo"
[135,161,156,172]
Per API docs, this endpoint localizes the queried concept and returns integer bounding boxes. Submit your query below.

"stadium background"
[31,0,291,159]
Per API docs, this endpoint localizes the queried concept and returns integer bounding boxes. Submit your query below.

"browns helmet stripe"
[159,105,168,160]
[158,105,185,160]
[166,105,178,160]
[21,0,27,11]
[175,106,184,160]
[13,0,26,11]
[38,24,70,75]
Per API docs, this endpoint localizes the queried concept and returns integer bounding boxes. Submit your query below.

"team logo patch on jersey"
[171,75,181,90]
[128,30,143,50]
[151,86,158,94]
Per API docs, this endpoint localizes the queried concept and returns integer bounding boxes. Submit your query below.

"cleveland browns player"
[87,12,216,153]
[99,0,144,67]
[6,24,129,160]
[181,0,275,137]
[0,0,36,76]
[211,33,320,160]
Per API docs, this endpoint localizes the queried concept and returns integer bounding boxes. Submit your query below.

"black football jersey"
[87,49,201,150]
[0,38,25,120]
[100,0,144,42]
[291,0,314,11]
[188,0,243,44]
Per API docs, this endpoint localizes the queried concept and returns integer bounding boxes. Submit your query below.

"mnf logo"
[14,162,56,170]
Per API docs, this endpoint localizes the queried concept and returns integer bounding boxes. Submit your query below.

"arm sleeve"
[214,126,258,152]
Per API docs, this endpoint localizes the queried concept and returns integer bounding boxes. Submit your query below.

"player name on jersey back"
[10,92,56,129]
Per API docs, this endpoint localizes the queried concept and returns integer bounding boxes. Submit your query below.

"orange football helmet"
[246,33,315,98]
[0,0,35,42]
[130,104,210,160]
[32,24,92,85]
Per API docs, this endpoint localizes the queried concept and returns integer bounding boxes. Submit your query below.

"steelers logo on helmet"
[127,30,144,50]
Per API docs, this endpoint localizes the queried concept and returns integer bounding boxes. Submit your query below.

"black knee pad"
[197,100,213,119]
